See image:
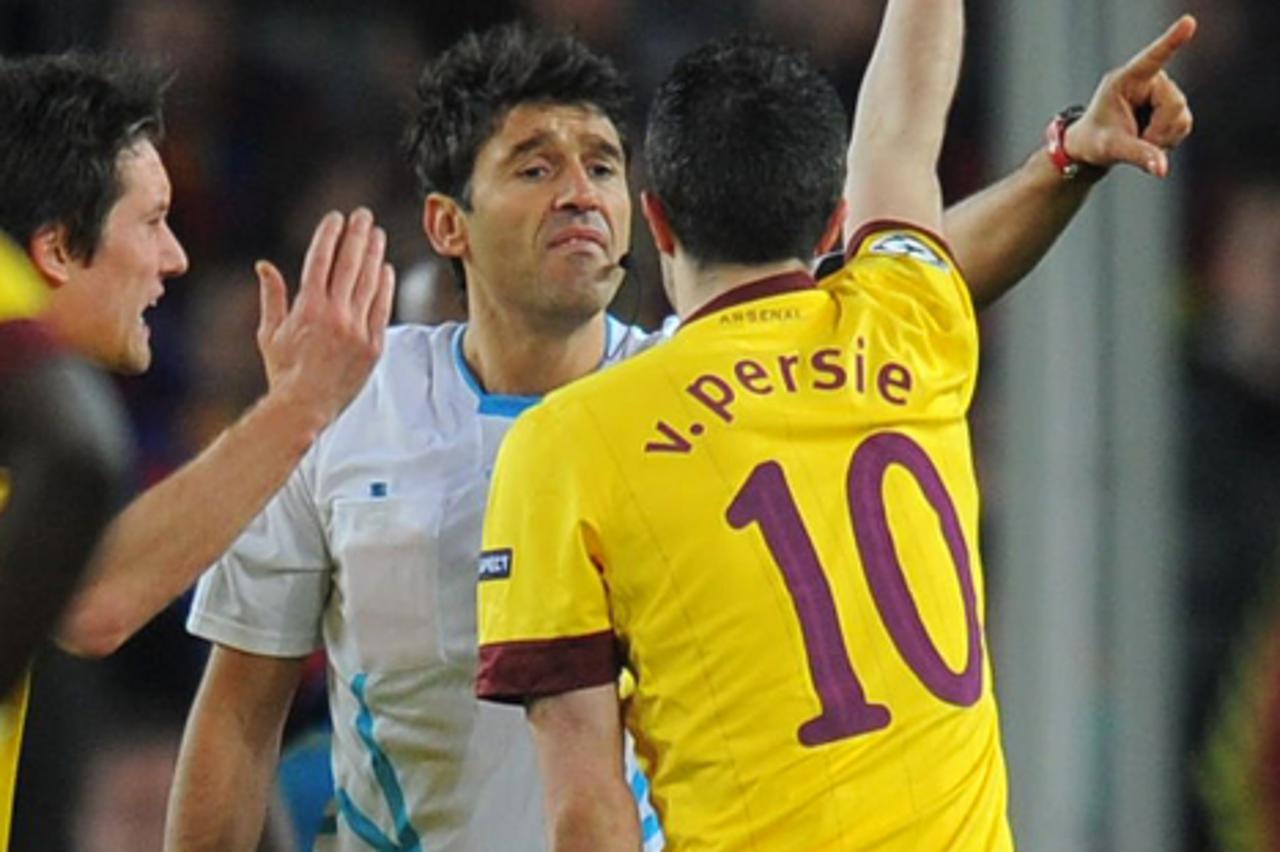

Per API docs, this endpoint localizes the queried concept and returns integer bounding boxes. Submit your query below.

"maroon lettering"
[727,461,891,744]
[855,337,867,394]
[778,353,801,393]
[811,348,847,391]
[644,421,692,454]
[877,363,912,406]
[687,374,737,423]
[734,359,774,395]
[726,432,982,747]
[849,432,981,705]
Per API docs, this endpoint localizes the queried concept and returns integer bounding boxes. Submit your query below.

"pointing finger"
[1123,14,1197,81]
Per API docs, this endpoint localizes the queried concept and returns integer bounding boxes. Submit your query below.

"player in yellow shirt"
[482,227,1003,849]
[0,235,132,850]
[476,5,1197,849]
[0,52,391,845]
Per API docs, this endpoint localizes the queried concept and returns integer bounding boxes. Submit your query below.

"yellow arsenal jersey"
[0,234,48,850]
[477,222,1012,850]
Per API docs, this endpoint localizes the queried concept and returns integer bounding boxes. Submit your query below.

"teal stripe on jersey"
[628,762,665,850]
[335,674,424,851]
[452,326,540,419]
[337,788,400,851]
[453,315,637,418]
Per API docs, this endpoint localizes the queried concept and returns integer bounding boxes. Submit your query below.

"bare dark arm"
[945,150,1099,308]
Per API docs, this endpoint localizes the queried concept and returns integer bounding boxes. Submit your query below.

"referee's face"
[54,141,189,374]
[457,103,631,330]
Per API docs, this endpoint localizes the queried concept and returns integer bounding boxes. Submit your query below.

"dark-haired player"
[175,17,1193,849]
[0,50,391,844]
[0,51,392,660]
[475,9,1196,850]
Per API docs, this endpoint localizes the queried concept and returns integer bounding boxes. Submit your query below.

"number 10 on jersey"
[727,431,983,747]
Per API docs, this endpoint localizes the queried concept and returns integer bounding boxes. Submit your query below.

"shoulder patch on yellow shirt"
[868,232,948,269]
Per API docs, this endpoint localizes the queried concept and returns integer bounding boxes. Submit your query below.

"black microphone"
[616,252,633,271]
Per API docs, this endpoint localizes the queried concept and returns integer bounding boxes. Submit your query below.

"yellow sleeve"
[0,236,46,323]
[476,403,618,704]
[835,220,979,404]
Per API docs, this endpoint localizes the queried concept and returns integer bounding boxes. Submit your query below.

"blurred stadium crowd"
[1,0,1278,848]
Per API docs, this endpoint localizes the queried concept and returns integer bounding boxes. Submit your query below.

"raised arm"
[947,15,1197,306]
[57,208,395,657]
[843,0,965,235]
[527,685,640,852]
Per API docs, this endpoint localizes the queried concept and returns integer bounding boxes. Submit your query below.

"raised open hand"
[256,207,396,427]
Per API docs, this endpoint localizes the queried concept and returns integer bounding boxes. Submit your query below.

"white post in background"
[987,1,1180,850]
[1098,3,1183,848]
[987,1,1108,846]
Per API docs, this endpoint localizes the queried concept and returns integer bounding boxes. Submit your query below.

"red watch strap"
[1044,112,1080,179]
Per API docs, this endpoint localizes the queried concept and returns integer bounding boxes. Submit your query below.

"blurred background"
[3,0,1277,849]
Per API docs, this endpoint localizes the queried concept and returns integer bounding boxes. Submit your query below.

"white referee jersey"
[189,318,665,851]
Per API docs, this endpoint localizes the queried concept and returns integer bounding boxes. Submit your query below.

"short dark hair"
[0,52,169,262]
[405,23,632,206]
[645,36,848,266]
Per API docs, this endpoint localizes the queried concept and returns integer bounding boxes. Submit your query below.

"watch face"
[1058,105,1087,124]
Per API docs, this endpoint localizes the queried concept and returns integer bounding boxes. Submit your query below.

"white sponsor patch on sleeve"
[478,548,512,581]
[869,233,949,270]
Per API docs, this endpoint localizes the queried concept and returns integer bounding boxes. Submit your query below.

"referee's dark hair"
[0,52,169,262]
[405,23,632,208]
[645,35,848,267]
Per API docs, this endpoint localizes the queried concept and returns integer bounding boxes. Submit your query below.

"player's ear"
[27,224,74,288]
[641,191,676,257]
[815,199,848,256]
[423,193,468,260]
